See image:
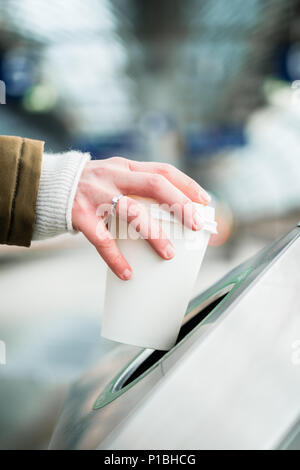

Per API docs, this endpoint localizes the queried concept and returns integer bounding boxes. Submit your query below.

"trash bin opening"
[114,285,234,391]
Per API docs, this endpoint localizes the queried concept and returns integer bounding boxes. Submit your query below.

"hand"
[72,157,210,280]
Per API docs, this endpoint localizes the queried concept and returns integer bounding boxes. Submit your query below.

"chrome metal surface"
[50,226,300,450]
[112,349,154,393]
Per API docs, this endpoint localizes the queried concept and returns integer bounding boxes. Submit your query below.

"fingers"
[116,170,203,230]
[73,158,210,277]
[74,199,175,280]
[77,210,133,281]
[128,160,210,205]
[117,196,175,260]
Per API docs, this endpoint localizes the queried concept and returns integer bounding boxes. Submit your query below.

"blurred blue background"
[1,0,300,449]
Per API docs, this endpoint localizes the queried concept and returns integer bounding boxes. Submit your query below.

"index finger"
[76,210,133,281]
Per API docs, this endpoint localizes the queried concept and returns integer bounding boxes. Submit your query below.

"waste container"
[49,225,300,450]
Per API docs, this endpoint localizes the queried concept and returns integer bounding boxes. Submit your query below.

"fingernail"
[204,192,211,203]
[121,268,132,280]
[164,244,175,259]
[193,212,203,230]
[201,191,211,204]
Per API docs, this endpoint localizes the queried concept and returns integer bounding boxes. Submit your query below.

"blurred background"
[1,0,300,449]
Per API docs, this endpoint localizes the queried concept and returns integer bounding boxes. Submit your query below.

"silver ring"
[111,193,124,216]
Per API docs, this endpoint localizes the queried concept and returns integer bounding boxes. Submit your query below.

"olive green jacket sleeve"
[0,135,44,247]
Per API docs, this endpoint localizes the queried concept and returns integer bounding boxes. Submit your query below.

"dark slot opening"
[120,292,228,389]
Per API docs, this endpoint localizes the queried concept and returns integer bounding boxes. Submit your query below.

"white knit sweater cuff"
[33,151,91,240]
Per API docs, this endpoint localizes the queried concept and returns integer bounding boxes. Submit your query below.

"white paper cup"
[101,200,217,350]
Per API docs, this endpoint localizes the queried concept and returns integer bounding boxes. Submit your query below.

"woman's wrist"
[33,150,91,240]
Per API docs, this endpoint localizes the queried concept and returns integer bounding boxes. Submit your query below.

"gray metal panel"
[100,235,300,450]
[48,345,163,450]
[50,227,300,450]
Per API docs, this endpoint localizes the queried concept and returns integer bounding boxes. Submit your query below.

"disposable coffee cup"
[101,198,217,350]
